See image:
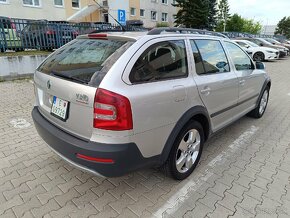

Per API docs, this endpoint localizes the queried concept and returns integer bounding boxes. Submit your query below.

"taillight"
[94,88,133,131]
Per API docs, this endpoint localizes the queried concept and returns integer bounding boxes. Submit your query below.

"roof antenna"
[93,0,126,31]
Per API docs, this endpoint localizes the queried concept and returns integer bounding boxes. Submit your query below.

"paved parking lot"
[0,58,290,218]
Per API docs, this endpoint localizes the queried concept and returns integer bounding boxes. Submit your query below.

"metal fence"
[0,17,145,52]
[222,32,286,40]
[0,17,288,53]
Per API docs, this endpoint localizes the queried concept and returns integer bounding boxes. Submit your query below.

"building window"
[23,0,40,6]
[140,9,145,17]
[151,11,157,21]
[130,7,136,16]
[102,0,108,7]
[161,0,168,4]
[72,0,79,8]
[161,13,168,22]
[0,0,8,4]
[54,0,63,6]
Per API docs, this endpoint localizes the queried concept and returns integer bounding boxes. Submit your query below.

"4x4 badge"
[47,80,51,89]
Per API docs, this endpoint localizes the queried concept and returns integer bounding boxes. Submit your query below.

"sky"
[228,0,290,25]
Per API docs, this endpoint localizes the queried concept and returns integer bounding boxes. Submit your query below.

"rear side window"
[224,41,254,71]
[195,39,230,74]
[38,39,133,85]
[190,40,205,75]
[129,40,188,83]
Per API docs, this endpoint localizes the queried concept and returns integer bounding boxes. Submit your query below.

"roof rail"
[147,27,229,38]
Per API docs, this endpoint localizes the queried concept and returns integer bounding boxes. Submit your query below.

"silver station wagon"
[32,28,271,180]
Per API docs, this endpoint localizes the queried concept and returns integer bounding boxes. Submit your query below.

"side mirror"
[245,45,250,48]
[259,43,264,46]
[256,61,265,70]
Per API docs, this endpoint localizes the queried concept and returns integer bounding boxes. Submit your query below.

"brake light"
[94,88,133,131]
[88,33,108,40]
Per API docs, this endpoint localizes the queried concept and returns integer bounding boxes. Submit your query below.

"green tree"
[226,14,244,32]
[172,0,209,28]
[243,19,262,34]
[275,16,290,38]
[216,0,230,32]
[225,13,262,34]
[207,0,218,30]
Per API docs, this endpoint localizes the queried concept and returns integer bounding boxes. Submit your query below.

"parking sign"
[118,9,126,25]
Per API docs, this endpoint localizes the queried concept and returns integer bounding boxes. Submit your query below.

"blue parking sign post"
[118,9,126,25]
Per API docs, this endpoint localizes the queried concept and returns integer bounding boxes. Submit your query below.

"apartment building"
[0,0,66,20]
[68,0,178,28]
[0,0,178,27]
[139,0,177,28]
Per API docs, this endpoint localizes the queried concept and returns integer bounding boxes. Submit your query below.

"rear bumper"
[32,107,159,177]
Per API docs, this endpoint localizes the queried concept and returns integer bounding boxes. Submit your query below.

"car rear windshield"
[37,38,134,86]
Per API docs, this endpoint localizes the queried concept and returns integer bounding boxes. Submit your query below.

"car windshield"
[37,38,134,85]
[265,38,277,44]
[245,41,259,47]
[258,38,273,46]
[271,39,281,44]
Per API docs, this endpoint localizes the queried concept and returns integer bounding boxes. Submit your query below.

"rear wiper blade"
[50,71,88,84]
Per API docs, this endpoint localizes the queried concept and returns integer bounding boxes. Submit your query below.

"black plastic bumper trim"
[32,107,160,177]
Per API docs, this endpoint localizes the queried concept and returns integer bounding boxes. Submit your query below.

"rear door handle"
[239,80,246,86]
[200,87,211,95]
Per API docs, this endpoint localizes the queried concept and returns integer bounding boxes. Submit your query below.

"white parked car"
[234,39,279,61]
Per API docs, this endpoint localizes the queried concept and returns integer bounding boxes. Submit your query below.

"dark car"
[264,38,290,54]
[20,20,78,50]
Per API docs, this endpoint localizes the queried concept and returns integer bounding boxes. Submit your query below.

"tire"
[253,52,265,62]
[248,87,269,118]
[162,121,204,180]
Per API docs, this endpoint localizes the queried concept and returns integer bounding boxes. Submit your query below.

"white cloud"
[228,0,290,25]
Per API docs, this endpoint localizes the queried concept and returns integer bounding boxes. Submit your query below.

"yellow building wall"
[129,0,140,20]
[65,0,103,22]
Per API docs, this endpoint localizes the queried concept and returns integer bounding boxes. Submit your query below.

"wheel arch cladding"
[160,106,211,164]
[256,78,271,107]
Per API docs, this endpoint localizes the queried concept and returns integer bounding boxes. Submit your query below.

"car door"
[223,41,265,117]
[121,37,198,156]
[189,39,239,132]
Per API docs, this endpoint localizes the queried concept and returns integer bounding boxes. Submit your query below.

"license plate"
[51,96,69,121]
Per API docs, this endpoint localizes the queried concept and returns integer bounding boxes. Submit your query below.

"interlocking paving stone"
[0,60,290,217]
